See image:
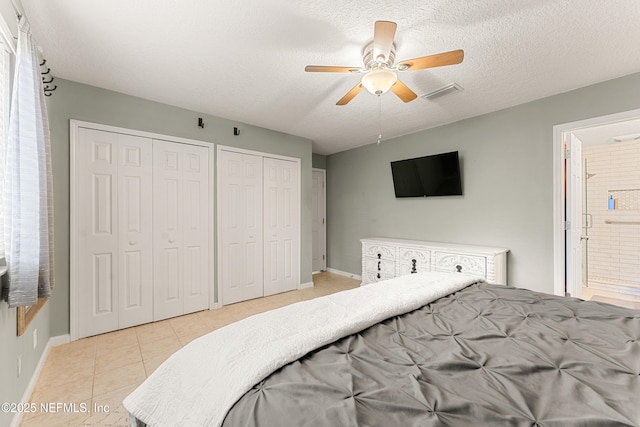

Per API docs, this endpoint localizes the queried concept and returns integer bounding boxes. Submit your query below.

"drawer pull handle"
[377,273,381,279]
[377,253,382,259]
[456,265,462,273]
[377,261,381,271]
[411,259,417,274]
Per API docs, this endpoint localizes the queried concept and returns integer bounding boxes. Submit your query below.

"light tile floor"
[20,272,360,427]
[582,286,640,309]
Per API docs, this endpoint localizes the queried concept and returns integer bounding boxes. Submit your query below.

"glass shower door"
[582,159,593,288]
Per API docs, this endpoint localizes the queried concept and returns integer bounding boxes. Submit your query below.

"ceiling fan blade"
[373,21,397,63]
[305,65,362,73]
[397,49,464,71]
[390,80,417,103]
[336,83,364,105]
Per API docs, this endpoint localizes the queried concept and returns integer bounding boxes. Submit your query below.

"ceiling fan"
[305,21,464,105]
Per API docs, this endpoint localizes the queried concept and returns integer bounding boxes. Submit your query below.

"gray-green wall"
[0,298,51,427]
[312,153,327,169]
[326,72,640,294]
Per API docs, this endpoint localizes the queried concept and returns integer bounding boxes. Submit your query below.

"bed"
[123,272,640,426]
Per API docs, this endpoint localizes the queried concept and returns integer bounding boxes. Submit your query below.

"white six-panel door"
[74,124,211,339]
[118,134,154,329]
[264,157,300,296]
[182,145,211,314]
[77,128,153,338]
[218,148,300,304]
[219,150,264,305]
[153,140,210,320]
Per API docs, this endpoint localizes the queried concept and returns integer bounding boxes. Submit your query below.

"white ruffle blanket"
[123,272,482,426]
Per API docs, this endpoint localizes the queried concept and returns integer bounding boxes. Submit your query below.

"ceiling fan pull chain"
[377,95,383,144]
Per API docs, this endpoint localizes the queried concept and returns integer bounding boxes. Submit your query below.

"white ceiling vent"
[422,83,463,101]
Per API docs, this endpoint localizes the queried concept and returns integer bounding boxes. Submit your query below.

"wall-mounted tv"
[390,151,462,197]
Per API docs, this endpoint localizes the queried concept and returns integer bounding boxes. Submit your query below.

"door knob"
[169,238,175,243]
[129,241,137,246]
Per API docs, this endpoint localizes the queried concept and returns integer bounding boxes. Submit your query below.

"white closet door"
[264,157,299,296]
[220,150,263,305]
[78,128,119,338]
[118,134,153,328]
[182,144,210,314]
[153,140,210,320]
[77,129,153,338]
[153,140,183,320]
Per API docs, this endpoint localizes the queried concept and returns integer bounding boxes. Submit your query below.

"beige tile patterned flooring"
[19,272,360,427]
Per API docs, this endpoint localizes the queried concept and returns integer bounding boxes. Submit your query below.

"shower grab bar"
[604,219,640,225]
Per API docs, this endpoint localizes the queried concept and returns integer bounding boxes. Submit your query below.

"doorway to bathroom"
[554,109,640,309]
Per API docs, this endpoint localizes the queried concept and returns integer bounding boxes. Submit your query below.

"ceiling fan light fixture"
[304,21,463,105]
[361,69,398,95]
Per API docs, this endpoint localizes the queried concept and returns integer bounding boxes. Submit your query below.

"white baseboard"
[49,334,70,347]
[299,281,314,289]
[10,334,70,427]
[326,268,362,281]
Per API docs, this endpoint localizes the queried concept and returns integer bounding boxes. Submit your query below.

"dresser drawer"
[434,252,487,277]
[362,270,395,284]
[362,243,396,261]
[397,261,430,276]
[363,257,395,277]
[397,247,430,269]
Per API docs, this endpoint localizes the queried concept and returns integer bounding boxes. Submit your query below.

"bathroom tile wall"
[583,140,640,287]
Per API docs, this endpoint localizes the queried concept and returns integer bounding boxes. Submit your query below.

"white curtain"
[2,16,54,307]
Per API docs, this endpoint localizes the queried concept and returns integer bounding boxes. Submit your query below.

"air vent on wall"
[421,82,463,101]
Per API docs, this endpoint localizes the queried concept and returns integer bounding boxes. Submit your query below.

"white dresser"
[361,237,508,285]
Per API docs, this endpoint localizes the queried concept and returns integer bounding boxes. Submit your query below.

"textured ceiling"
[22,0,640,155]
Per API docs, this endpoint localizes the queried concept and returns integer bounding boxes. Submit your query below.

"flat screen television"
[390,151,462,197]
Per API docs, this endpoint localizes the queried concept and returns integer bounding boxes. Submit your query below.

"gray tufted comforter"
[223,283,640,426]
